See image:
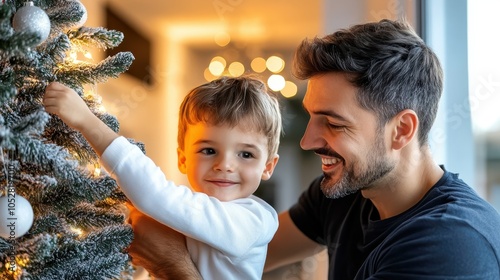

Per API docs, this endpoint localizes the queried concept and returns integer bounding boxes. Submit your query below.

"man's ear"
[391,109,418,150]
[177,148,187,174]
[261,154,279,181]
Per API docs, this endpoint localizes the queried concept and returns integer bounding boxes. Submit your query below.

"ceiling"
[107,0,323,48]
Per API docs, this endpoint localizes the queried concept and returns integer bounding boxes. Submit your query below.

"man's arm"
[127,205,202,280]
[264,210,326,272]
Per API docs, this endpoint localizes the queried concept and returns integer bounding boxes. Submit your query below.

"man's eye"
[200,148,215,155]
[329,123,345,131]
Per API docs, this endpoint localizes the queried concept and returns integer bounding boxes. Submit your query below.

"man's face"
[300,72,395,198]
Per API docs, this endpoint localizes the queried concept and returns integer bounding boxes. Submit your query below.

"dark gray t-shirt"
[289,169,500,279]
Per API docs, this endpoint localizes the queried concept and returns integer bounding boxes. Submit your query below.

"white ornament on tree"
[12,1,51,46]
[0,194,34,239]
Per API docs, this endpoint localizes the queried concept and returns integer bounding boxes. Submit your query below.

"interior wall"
[323,0,419,34]
[82,0,190,185]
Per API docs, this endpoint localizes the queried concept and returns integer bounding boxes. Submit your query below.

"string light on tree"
[12,1,51,46]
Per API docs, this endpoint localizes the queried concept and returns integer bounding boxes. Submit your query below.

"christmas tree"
[0,0,137,279]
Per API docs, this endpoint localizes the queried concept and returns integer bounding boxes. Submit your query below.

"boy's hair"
[178,76,282,158]
[293,19,443,146]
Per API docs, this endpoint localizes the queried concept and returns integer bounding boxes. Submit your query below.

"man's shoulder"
[363,210,500,279]
[396,184,500,253]
[358,169,500,279]
[425,169,499,221]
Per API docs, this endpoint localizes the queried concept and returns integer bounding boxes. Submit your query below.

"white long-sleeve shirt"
[100,136,279,280]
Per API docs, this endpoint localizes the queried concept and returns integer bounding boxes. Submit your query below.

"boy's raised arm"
[43,82,119,155]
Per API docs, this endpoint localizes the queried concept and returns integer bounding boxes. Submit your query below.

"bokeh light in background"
[204,67,218,81]
[251,57,267,73]
[228,61,245,77]
[214,31,230,47]
[208,56,226,76]
[281,80,298,98]
[266,55,285,73]
[205,53,297,98]
[267,74,285,91]
[206,28,297,97]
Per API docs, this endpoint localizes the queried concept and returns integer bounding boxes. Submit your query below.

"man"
[128,19,500,279]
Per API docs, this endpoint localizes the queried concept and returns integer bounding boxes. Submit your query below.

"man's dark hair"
[293,19,443,146]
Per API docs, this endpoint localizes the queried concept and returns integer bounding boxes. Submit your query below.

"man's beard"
[320,133,395,199]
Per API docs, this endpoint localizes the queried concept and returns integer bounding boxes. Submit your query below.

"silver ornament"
[12,1,51,46]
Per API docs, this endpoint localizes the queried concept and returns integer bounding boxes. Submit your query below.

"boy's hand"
[43,81,119,156]
[43,82,94,131]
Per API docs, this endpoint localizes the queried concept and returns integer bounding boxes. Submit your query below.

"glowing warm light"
[97,95,103,103]
[88,94,102,103]
[280,81,298,98]
[209,61,225,76]
[93,166,101,177]
[5,258,25,278]
[5,261,15,272]
[236,20,265,39]
[228,62,245,77]
[69,51,78,61]
[266,56,285,73]
[209,56,227,76]
[204,68,218,81]
[84,89,94,99]
[84,51,93,59]
[251,57,267,73]
[211,56,227,67]
[70,226,84,236]
[214,32,230,47]
[16,258,28,267]
[267,74,286,91]
[98,105,106,113]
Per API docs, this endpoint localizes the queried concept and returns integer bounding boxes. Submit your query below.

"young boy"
[43,76,282,280]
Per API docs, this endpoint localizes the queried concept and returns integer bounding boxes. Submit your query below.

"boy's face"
[177,121,279,202]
